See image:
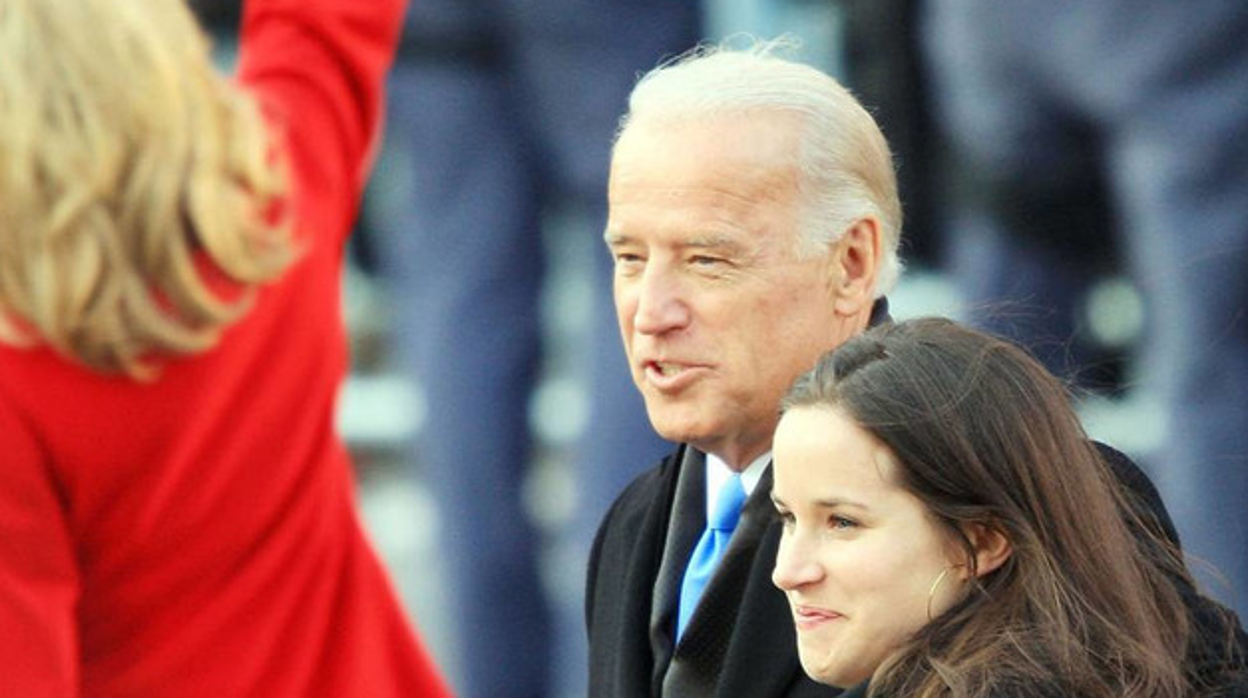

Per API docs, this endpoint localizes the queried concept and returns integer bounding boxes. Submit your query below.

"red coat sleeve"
[235,0,408,248]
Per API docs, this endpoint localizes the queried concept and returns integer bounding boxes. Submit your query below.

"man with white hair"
[586,42,899,697]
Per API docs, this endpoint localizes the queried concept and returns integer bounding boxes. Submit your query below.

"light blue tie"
[677,474,746,640]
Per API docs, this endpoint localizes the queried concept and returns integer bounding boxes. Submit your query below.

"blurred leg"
[1110,49,1248,614]
[375,63,552,698]
[920,1,1115,387]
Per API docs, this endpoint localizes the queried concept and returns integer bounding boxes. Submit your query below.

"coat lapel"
[586,447,686,698]
[649,446,706,683]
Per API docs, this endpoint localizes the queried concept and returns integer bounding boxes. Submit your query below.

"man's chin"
[645,412,711,447]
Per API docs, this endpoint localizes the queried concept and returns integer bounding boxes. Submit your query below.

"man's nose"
[632,265,691,335]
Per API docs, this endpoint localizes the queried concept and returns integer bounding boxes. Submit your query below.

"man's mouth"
[642,360,703,391]
[652,361,683,377]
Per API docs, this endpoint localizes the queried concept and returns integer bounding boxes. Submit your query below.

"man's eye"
[689,255,723,267]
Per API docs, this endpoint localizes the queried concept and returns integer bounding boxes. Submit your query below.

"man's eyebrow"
[684,234,741,252]
[603,231,739,246]
[603,231,631,246]
[602,232,750,258]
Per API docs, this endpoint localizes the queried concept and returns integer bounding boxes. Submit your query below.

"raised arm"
[235,0,407,246]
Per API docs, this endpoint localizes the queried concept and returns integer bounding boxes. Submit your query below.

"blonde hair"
[617,37,904,295]
[0,0,292,379]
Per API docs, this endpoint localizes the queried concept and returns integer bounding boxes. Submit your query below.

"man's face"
[605,114,862,467]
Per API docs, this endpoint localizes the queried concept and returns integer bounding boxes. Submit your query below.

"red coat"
[0,0,451,695]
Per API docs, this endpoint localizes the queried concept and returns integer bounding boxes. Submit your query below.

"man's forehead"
[613,111,801,165]
[608,139,801,212]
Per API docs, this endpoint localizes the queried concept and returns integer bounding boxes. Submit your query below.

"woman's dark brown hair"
[782,317,1193,697]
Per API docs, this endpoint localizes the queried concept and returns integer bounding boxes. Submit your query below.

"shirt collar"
[703,451,770,518]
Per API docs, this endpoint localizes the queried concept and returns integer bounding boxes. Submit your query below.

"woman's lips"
[793,605,843,631]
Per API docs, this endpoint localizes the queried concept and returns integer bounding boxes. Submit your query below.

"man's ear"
[964,522,1013,578]
[830,217,880,315]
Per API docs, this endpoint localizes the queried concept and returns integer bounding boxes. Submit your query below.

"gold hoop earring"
[926,566,960,622]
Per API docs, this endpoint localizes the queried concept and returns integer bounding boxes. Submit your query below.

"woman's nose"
[772,530,824,591]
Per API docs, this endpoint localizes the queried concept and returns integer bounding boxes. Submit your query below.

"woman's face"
[771,406,963,688]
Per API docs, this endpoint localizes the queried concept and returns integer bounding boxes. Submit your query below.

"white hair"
[616,37,904,295]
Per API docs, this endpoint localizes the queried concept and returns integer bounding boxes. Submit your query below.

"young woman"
[0,0,449,694]
[771,318,1241,696]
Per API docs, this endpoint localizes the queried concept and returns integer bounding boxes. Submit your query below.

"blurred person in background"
[920,0,1248,617]
[0,0,450,695]
[365,1,700,697]
[836,0,1125,392]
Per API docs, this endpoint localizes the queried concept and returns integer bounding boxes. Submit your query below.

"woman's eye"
[773,508,795,527]
[829,516,858,530]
